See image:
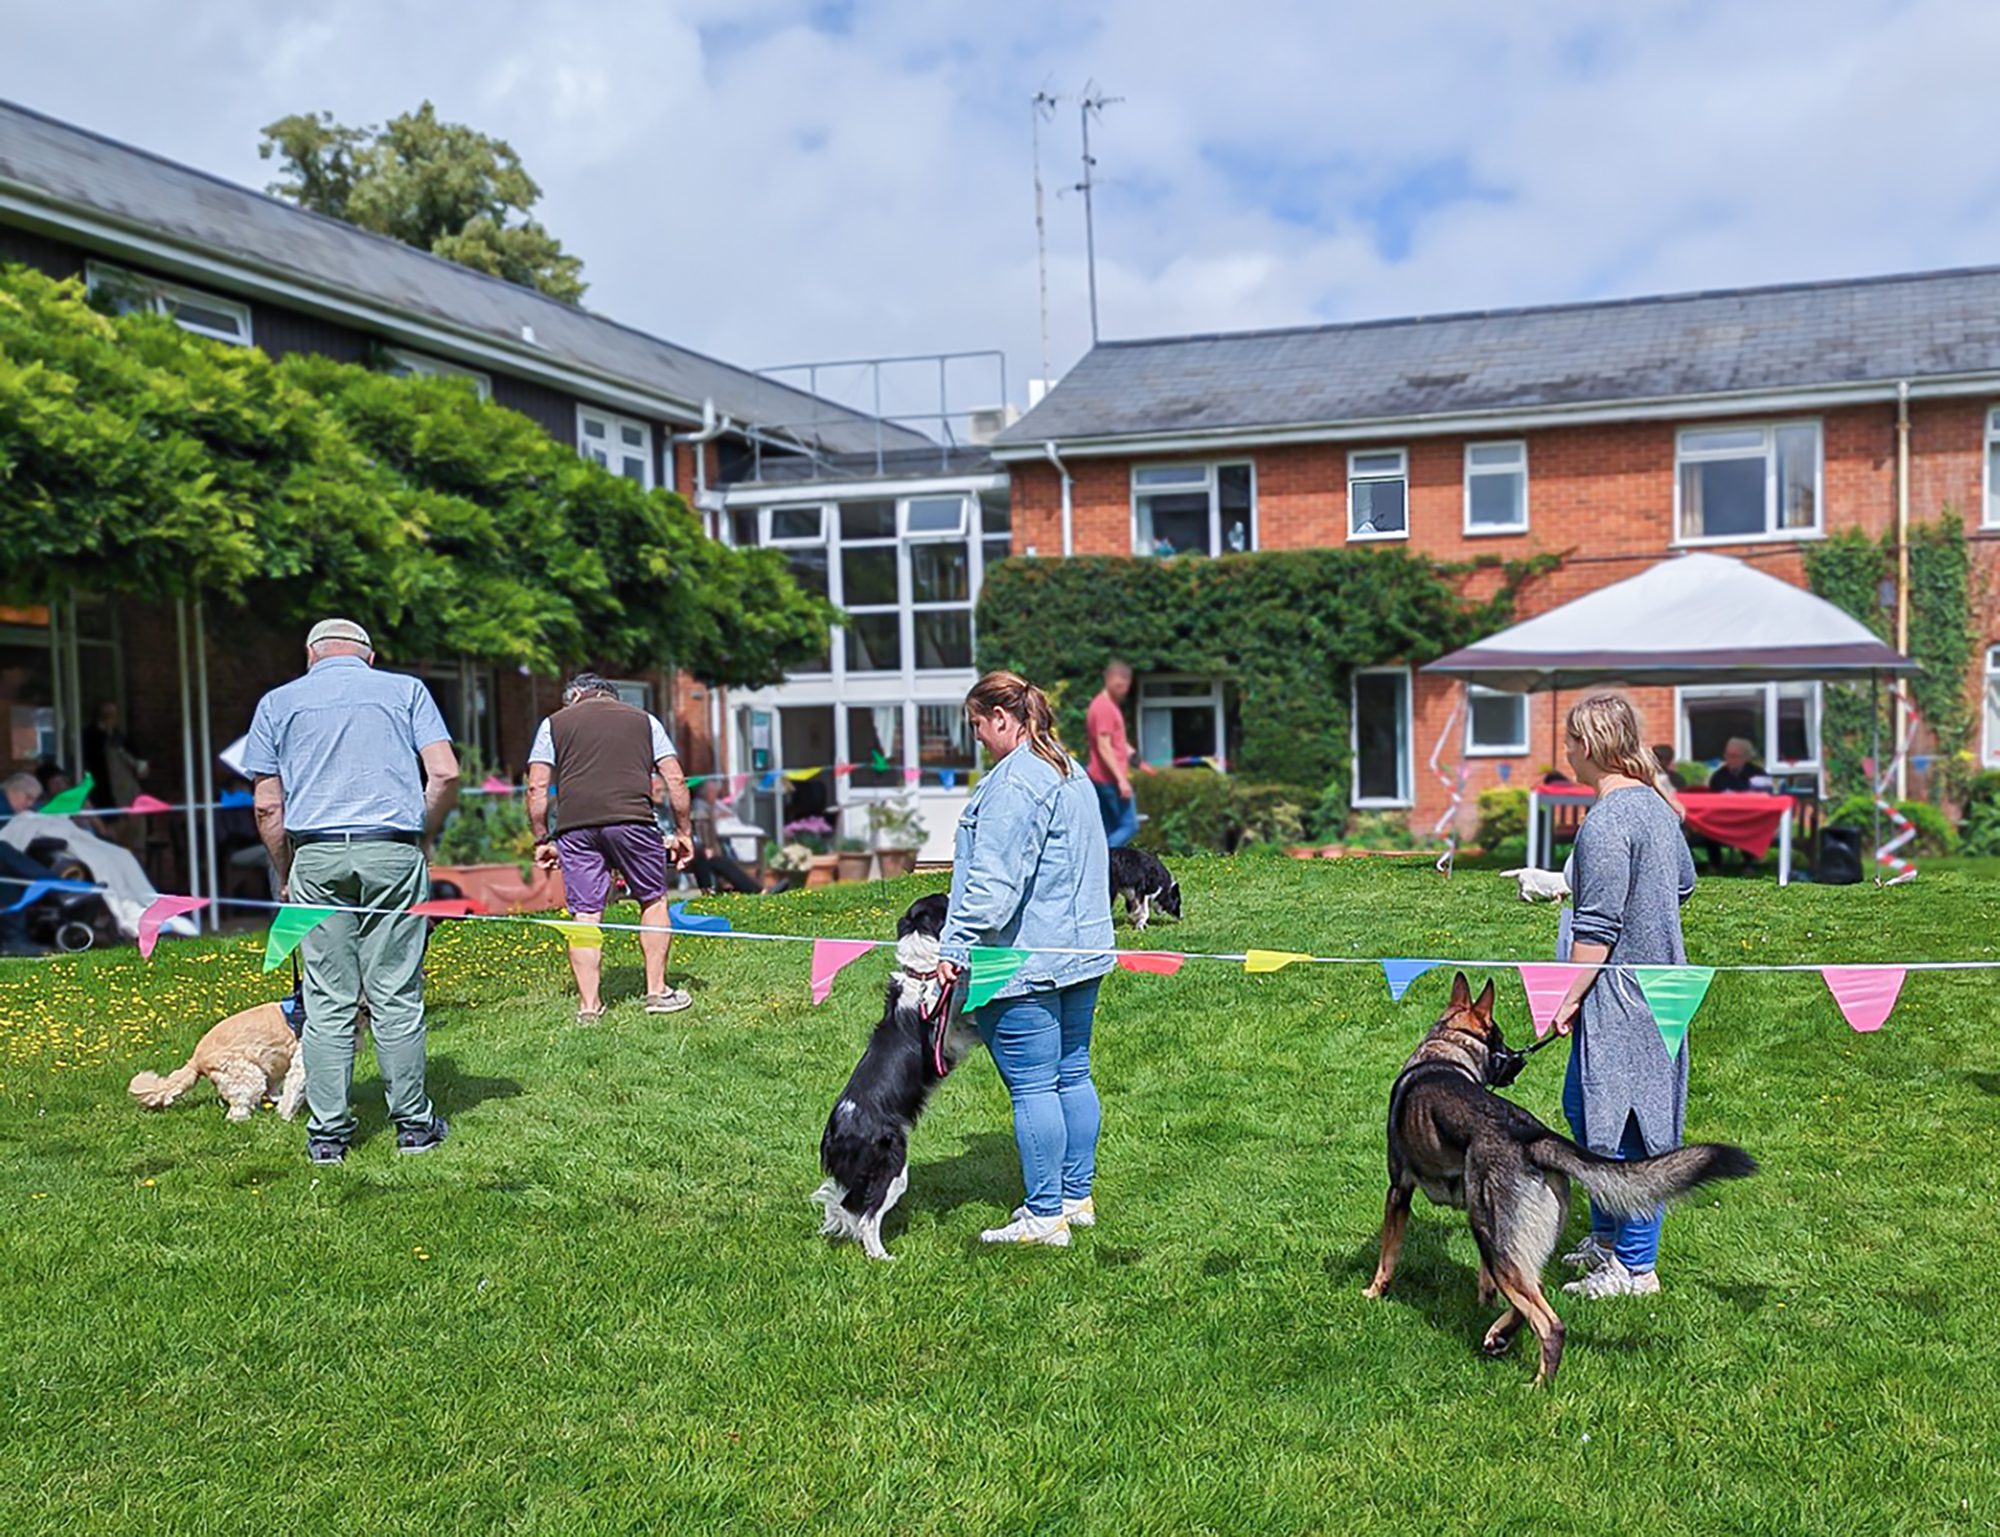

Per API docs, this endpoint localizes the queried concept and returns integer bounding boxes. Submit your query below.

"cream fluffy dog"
[129,1002,308,1121]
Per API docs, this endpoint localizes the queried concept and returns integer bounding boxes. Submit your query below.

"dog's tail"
[1527,1134,1756,1217]
[128,1059,201,1110]
[810,1179,867,1241]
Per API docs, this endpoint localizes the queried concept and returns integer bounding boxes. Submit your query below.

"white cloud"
[6,0,2000,420]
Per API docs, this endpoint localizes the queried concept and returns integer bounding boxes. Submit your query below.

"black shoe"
[397,1115,449,1155]
[307,1139,348,1166]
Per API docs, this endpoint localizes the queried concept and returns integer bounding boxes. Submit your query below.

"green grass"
[3,861,1998,1534]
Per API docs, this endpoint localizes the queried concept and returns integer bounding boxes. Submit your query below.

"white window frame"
[1129,462,1257,557]
[1351,665,1414,807]
[1462,440,1529,536]
[1675,682,1823,777]
[85,260,252,346]
[606,679,655,712]
[766,506,829,547]
[1672,420,1823,546]
[576,405,655,490]
[1464,684,1529,757]
[1136,676,1226,767]
[1984,408,2000,530]
[384,347,492,400]
[1984,645,2000,767]
[1347,449,1410,543]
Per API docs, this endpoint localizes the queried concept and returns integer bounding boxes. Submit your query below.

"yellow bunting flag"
[550,921,604,949]
[783,766,823,782]
[1244,950,1311,975]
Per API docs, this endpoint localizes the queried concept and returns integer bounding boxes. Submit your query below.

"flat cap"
[306,617,372,649]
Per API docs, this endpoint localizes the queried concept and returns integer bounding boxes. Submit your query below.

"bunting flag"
[127,793,174,814]
[668,901,732,933]
[758,771,779,792]
[219,788,254,808]
[965,947,1032,1009]
[2,878,98,913]
[732,774,751,795]
[262,905,339,971]
[1117,951,1185,975]
[833,761,857,776]
[903,766,922,785]
[810,939,876,1004]
[1244,949,1311,974]
[870,749,890,772]
[407,898,487,919]
[478,775,512,793]
[783,766,822,783]
[39,775,94,815]
[1515,963,1575,1039]
[1822,965,1906,1033]
[138,895,209,959]
[1381,958,1441,1001]
[1634,966,1715,1059]
[938,769,957,790]
[549,920,604,950]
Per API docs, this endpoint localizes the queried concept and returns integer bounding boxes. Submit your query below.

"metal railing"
[745,349,1009,482]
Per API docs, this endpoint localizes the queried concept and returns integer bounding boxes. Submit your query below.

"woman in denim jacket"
[936,672,1115,1248]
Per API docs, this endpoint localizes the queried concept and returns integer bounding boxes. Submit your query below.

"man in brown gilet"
[528,673,694,1023]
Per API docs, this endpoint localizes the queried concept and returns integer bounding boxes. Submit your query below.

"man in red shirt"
[1085,660,1138,848]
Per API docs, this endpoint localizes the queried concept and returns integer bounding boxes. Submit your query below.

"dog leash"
[916,973,957,1078]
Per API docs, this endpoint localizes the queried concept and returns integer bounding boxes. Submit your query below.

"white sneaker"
[1063,1196,1095,1228]
[1562,1234,1613,1273]
[1561,1257,1662,1298]
[979,1209,1071,1246]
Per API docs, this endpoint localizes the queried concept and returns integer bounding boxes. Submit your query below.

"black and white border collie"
[811,893,981,1260]
[1109,847,1182,931]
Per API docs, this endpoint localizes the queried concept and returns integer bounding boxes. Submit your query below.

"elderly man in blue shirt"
[244,619,460,1165]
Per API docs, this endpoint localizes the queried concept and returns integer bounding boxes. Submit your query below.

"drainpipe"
[673,398,735,536]
[1895,380,1910,802]
[1043,440,1074,556]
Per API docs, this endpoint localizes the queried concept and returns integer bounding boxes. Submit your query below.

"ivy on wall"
[975,549,1555,793]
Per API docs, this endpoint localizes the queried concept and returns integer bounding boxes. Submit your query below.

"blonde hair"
[966,671,1071,778]
[1565,693,1667,789]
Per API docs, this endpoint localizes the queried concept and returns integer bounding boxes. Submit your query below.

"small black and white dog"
[1109,847,1182,931]
[811,892,981,1260]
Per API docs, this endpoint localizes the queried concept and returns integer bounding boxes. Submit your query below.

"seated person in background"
[1652,744,1688,791]
[1707,737,1765,793]
[1,771,58,956]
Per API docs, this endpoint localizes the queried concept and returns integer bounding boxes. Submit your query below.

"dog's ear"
[1472,977,1496,1024]
[1448,971,1472,1011]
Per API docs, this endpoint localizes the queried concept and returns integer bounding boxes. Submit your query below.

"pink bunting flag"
[834,762,858,776]
[810,939,876,1005]
[1117,951,1185,975]
[1516,963,1575,1040]
[1822,966,1906,1033]
[138,895,210,959]
[903,766,922,785]
[479,775,511,794]
[408,898,487,919]
[127,793,173,814]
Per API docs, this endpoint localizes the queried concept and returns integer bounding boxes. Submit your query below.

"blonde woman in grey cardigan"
[1550,693,1697,1299]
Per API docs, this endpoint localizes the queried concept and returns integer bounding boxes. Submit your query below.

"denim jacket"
[942,745,1114,1001]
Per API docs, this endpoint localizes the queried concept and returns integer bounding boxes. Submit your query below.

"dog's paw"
[1361,1281,1386,1300]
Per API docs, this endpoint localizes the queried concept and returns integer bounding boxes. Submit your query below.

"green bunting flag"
[1634,966,1716,1060]
[870,749,890,772]
[965,947,1032,1010]
[40,773,94,816]
[262,905,339,972]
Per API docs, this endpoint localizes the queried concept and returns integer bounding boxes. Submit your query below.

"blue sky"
[5,0,2000,418]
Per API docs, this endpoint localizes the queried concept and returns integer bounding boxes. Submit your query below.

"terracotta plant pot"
[805,854,839,888]
[836,851,874,882]
[428,861,565,913]
[876,847,918,879]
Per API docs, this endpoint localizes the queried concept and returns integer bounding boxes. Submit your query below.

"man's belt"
[290,830,423,846]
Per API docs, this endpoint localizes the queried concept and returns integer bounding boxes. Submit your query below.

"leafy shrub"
[1133,770,1235,855]
[1339,811,1415,851]
[433,748,533,871]
[1476,786,1528,851]
[1827,794,1961,857]
[1231,783,1314,847]
[1958,770,2000,857]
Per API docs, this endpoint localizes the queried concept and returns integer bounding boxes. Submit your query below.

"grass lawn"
[3,859,1997,1534]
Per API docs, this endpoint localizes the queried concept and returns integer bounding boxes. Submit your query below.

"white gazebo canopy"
[1423,552,1917,693]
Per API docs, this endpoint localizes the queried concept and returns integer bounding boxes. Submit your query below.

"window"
[1985,646,2000,766]
[86,260,251,345]
[606,679,654,712]
[1676,422,1820,542]
[577,406,654,489]
[982,499,1013,570]
[903,495,974,672]
[1678,683,1821,778]
[384,348,492,400]
[1137,678,1225,767]
[1348,450,1408,540]
[1352,667,1412,805]
[1132,463,1254,557]
[840,501,901,674]
[1465,685,1528,755]
[846,706,904,790]
[1985,410,2000,528]
[918,703,976,778]
[1464,441,1527,534]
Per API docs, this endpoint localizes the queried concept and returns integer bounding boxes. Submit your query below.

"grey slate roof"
[995,266,2000,449]
[0,99,931,457]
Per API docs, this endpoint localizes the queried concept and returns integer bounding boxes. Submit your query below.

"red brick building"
[992,276,2000,834]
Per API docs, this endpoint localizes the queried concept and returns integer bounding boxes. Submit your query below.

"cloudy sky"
[7,0,2000,419]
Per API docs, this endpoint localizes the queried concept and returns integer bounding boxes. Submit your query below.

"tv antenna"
[1030,89,1059,388]
[1076,83,1121,346]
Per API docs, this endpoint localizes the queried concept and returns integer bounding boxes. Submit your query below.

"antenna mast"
[1076,84,1120,346]
[1031,89,1058,388]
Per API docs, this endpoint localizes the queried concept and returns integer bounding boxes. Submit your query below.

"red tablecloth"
[1537,785,1792,860]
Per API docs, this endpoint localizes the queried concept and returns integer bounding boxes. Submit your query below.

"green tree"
[259,103,587,303]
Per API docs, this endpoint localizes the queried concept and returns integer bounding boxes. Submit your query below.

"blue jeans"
[974,978,1103,1216]
[1562,1041,1663,1272]
[1094,781,1139,849]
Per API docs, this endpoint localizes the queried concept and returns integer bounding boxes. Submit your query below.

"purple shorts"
[555,822,669,912]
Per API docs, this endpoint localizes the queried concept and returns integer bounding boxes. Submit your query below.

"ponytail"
[1565,692,1672,800]
[965,670,1072,778]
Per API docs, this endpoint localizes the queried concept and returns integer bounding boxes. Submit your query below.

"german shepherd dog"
[1364,973,1755,1384]
[811,893,981,1260]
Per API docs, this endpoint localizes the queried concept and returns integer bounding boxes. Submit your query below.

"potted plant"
[785,816,839,887]
[835,837,874,883]
[766,840,812,891]
[870,798,928,879]
[429,751,566,911]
